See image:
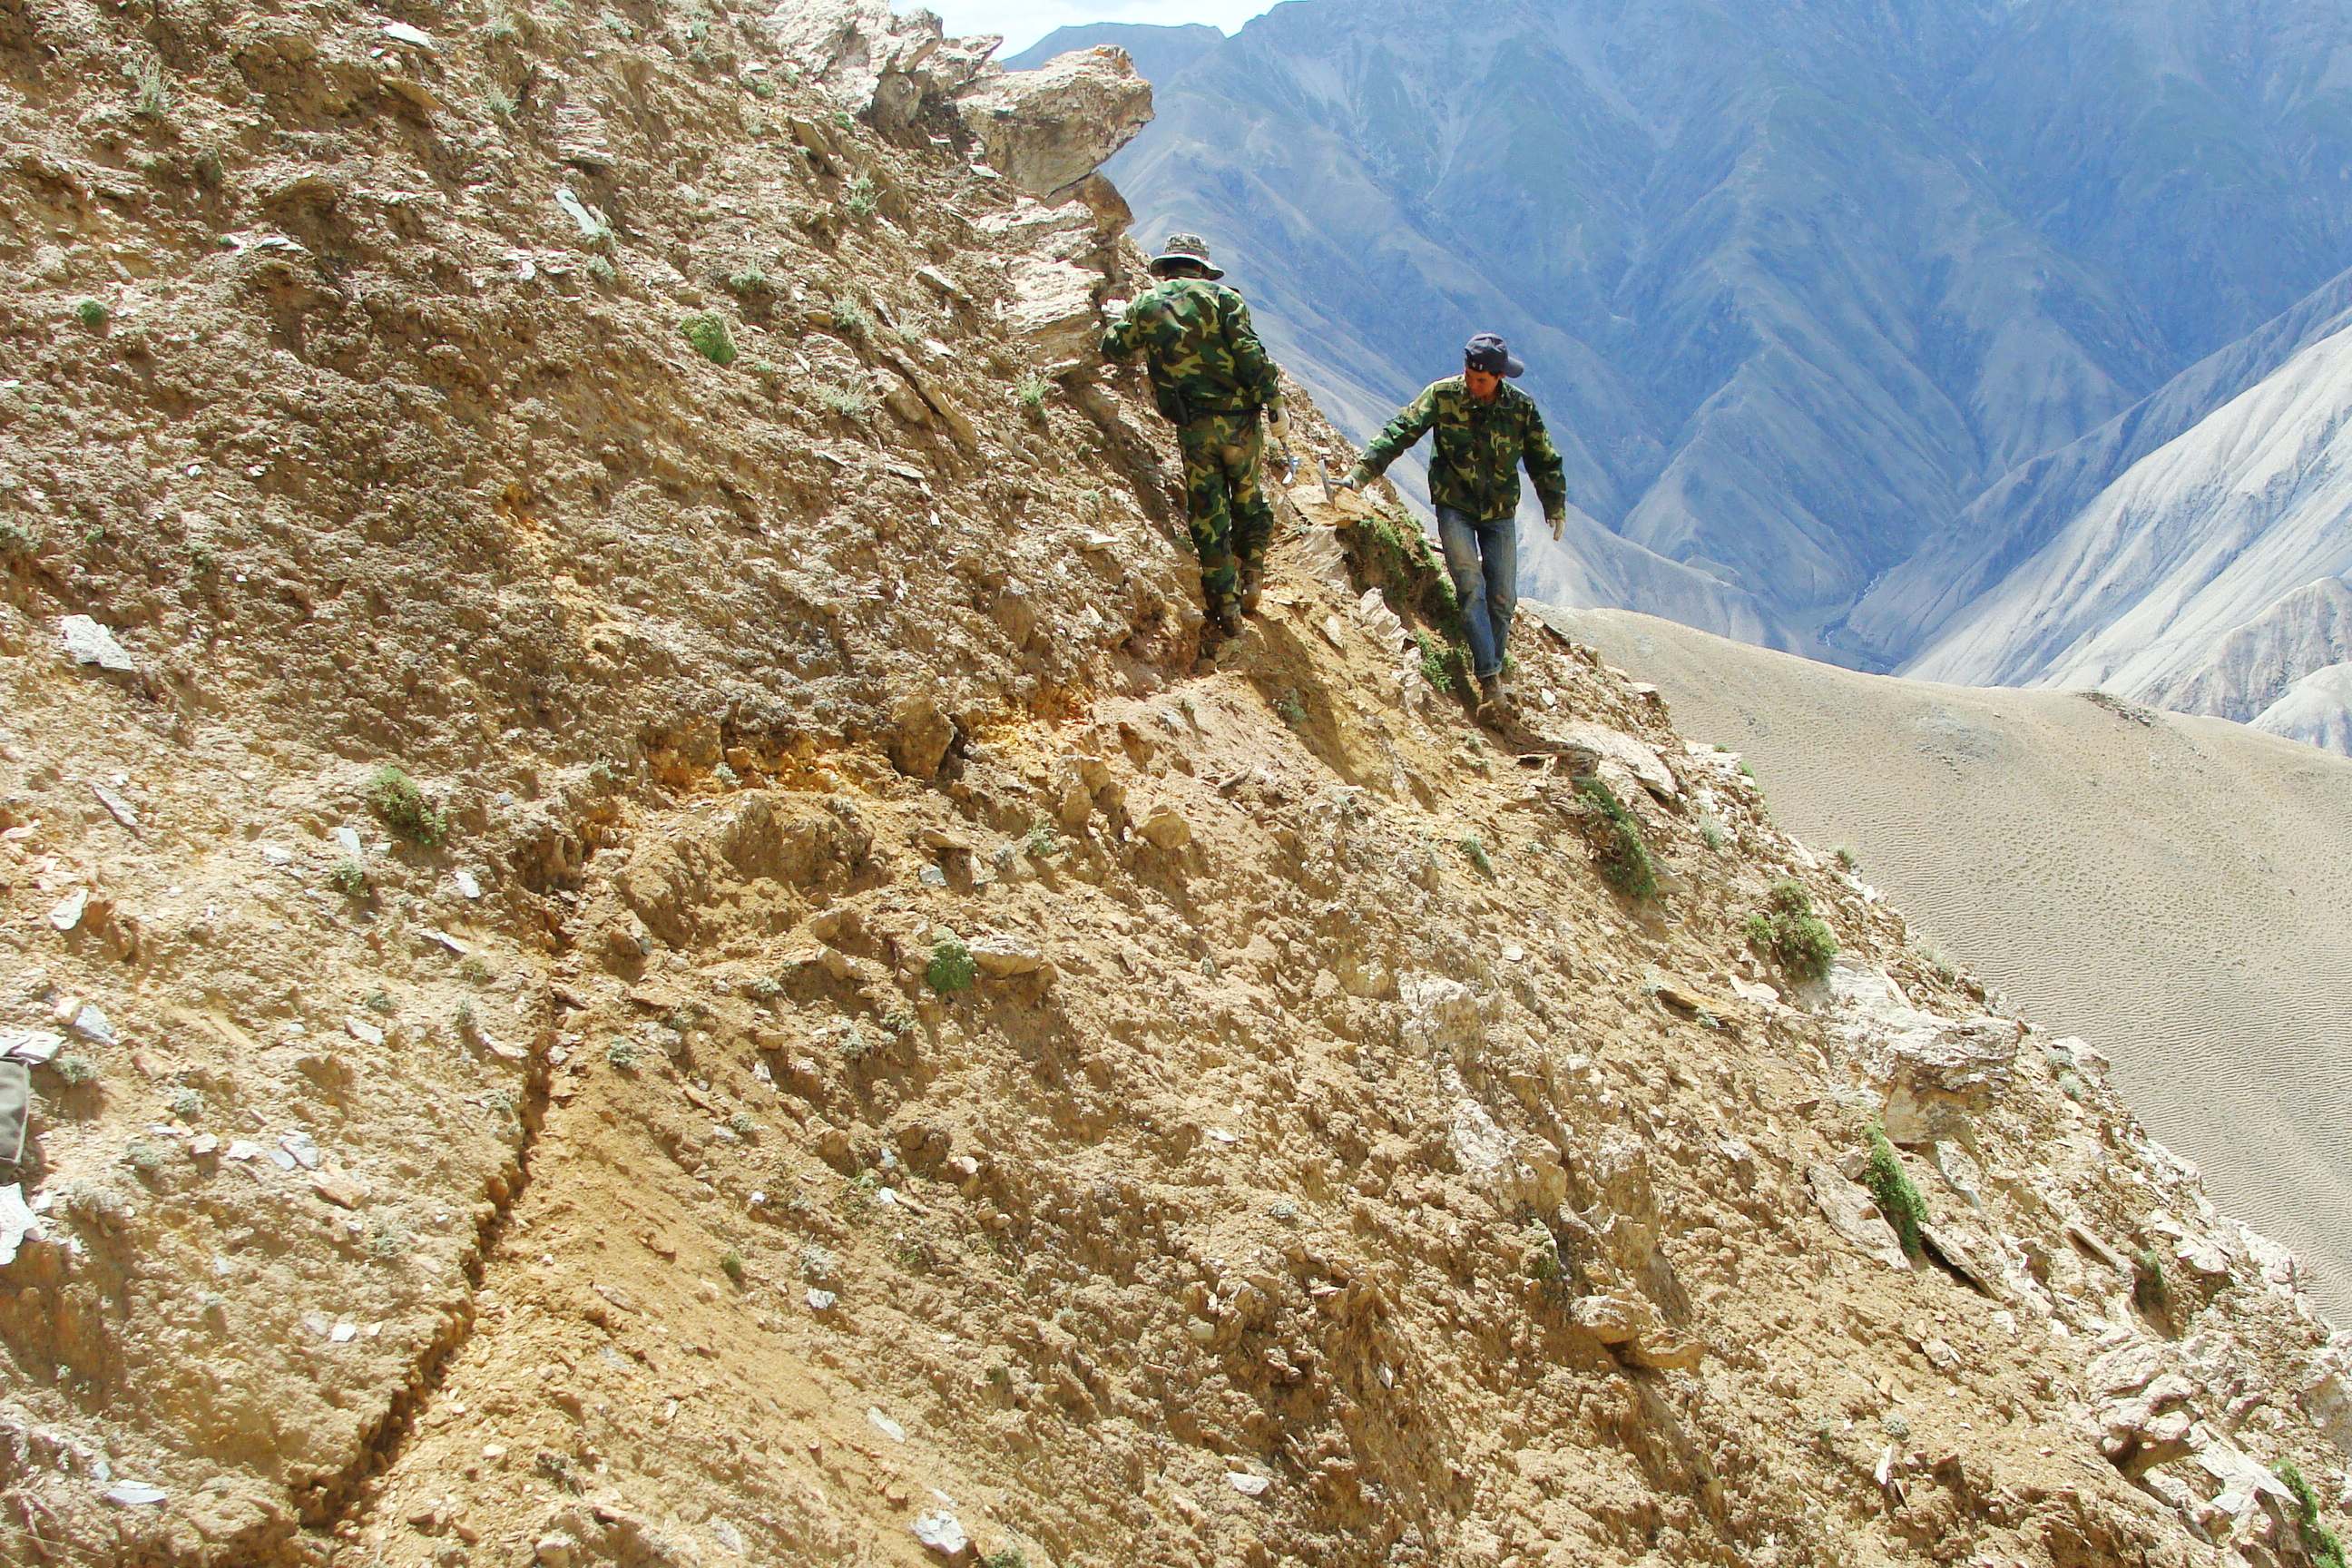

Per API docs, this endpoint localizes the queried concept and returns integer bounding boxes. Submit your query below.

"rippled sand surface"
[1546,605,2352,1325]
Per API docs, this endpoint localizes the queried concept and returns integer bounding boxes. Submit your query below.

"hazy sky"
[910,0,1274,56]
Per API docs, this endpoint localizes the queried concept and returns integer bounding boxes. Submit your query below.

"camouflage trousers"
[1174,410,1275,622]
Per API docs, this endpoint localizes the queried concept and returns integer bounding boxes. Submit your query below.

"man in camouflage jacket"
[1102,232,1291,636]
[1341,333,1569,715]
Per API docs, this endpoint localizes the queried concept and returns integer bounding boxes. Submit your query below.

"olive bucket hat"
[1148,232,1226,279]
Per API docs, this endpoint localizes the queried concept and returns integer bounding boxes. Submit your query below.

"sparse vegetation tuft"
[720,1250,745,1283]
[1744,877,1838,982]
[74,299,109,328]
[2279,1460,2347,1568]
[984,1550,1028,1568]
[2133,1247,2169,1314]
[1459,835,1494,877]
[485,88,518,122]
[1024,822,1061,859]
[366,765,448,845]
[54,1054,99,1087]
[828,294,870,337]
[1863,1125,1927,1258]
[724,262,769,297]
[1576,778,1657,900]
[328,858,368,897]
[1014,372,1049,415]
[1834,845,1859,872]
[926,936,978,995]
[843,172,878,218]
[818,381,874,420]
[679,312,737,366]
[131,57,169,119]
[606,1037,642,1072]
[1276,689,1308,728]
[584,254,617,284]
[1413,630,1456,694]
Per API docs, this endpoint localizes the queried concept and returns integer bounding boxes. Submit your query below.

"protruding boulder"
[956,46,1152,201]
[1825,963,2019,1144]
[887,694,957,779]
[769,0,996,131]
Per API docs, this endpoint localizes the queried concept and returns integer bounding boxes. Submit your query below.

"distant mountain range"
[1010,1,2352,750]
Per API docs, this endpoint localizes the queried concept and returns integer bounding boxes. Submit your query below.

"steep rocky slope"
[1545,604,2352,1328]
[3,5,2351,1568]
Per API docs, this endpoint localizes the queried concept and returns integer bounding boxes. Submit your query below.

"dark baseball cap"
[1465,332,1524,378]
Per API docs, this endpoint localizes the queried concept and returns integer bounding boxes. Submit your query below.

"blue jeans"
[1436,506,1516,680]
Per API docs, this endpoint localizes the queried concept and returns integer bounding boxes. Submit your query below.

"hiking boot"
[1239,564,1264,617]
[1477,672,1509,719]
[1209,603,1245,640]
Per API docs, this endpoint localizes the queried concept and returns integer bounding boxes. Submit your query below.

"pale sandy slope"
[1544,603,2352,1324]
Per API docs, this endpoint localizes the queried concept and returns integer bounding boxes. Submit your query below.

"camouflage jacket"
[1358,377,1569,521]
[1101,277,1282,426]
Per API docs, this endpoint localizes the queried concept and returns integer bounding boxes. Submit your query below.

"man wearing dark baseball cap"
[1338,333,1569,717]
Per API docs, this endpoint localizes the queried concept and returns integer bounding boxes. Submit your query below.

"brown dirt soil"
[0,3,2346,1567]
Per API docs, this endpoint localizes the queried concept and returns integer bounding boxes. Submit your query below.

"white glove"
[1332,466,1368,493]
[1266,403,1292,440]
[1547,511,1565,542]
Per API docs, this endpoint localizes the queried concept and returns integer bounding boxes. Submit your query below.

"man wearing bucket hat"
[1338,333,1569,717]
[1102,232,1291,638]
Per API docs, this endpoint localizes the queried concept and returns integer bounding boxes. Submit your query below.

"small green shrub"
[169,1087,202,1119]
[485,6,520,39]
[724,263,769,297]
[2279,1461,2348,1568]
[1024,822,1060,859]
[485,88,518,121]
[460,956,493,985]
[328,858,368,897]
[2132,1247,2169,1314]
[126,1140,171,1173]
[1747,878,1838,982]
[828,295,869,337]
[926,936,977,995]
[53,1054,99,1087]
[727,1112,760,1138]
[1863,1125,1927,1258]
[843,173,877,218]
[1014,372,1049,415]
[1700,818,1727,851]
[679,312,737,366]
[1275,690,1308,728]
[0,520,31,555]
[584,254,617,284]
[1576,778,1657,900]
[366,765,448,845]
[983,1550,1028,1568]
[74,299,110,328]
[1458,836,1494,877]
[453,1000,476,1036]
[606,1037,642,1071]
[1834,846,1859,872]
[131,58,168,119]
[1413,630,1455,694]
[720,1250,745,1283]
[365,989,397,1016]
[818,382,873,419]
[1523,1222,1562,1283]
